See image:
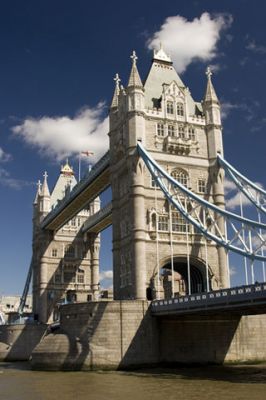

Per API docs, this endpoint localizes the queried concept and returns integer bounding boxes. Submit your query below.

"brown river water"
[1,362,266,400]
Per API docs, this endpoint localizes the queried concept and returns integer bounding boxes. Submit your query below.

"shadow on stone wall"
[0,323,47,361]
[31,301,108,370]
[158,314,241,365]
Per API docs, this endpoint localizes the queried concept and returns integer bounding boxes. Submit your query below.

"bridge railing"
[151,283,266,314]
[41,151,110,229]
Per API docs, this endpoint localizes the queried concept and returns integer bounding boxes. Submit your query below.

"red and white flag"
[81,151,94,157]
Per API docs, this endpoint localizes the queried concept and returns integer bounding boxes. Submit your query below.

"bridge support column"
[131,158,146,300]
[91,234,100,300]
[38,260,48,323]
[212,166,229,288]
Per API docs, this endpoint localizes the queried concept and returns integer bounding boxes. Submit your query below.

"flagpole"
[78,153,81,182]
[79,151,94,182]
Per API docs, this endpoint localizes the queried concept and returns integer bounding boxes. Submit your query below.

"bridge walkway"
[41,152,110,231]
[151,283,266,317]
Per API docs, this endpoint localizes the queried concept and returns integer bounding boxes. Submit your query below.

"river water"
[1,362,266,400]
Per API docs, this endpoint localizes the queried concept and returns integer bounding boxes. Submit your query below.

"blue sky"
[1,0,266,294]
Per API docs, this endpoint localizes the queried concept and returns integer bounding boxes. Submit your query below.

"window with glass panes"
[178,125,185,139]
[171,169,188,187]
[157,123,164,136]
[77,273,84,283]
[151,176,159,188]
[158,215,168,231]
[177,103,184,116]
[198,179,206,193]
[168,124,175,136]
[188,126,196,140]
[64,245,75,258]
[52,248,57,257]
[171,211,187,232]
[166,101,174,114]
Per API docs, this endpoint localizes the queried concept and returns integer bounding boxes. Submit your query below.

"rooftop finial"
[43,171,48,180]
[206,66,213,79]
[114,73,121,88]
[130,50,138,65]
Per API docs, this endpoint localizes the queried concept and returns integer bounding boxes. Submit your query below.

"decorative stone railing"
[164,136,192,155]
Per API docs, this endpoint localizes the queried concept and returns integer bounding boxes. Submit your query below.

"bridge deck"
[151,283,266,316]
[41,152,110,231]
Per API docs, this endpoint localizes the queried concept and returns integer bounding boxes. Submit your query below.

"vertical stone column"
[90,233,100,300]
[131,158,146,299]
[211,165,229,288]
[38,258,48,323]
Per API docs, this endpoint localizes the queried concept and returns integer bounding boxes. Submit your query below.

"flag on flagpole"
[81,151,94,156]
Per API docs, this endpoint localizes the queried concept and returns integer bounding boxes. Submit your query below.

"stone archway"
[161,256,211,298]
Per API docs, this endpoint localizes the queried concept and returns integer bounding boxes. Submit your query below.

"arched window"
[167,101,174,114]
[177,102,184,116]
[178,125,185,139]
[64,245,75,258]
[171,169,189,187]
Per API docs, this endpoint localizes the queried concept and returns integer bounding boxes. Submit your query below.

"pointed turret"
[33,180,42,206]
[126,51,145,147]
[203,66,223,158]
[203,66,221,128]
[39,171,51,214]
[204,66,219,104]
[41,171,50,197]
[110,73,121,109]
[127,51,143,88]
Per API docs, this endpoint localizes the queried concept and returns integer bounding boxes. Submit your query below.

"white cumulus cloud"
[12,103,109,162]
[0,147,12,162]
[100,270,113,281]
[224,177,264,210]
[147,12,233,73]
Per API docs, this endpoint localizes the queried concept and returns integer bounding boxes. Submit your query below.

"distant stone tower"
[32,161,100,323]
[109,47,228,301]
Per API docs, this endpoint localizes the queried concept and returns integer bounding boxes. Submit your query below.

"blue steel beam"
[137,142,266,261]
[218,154,266,214]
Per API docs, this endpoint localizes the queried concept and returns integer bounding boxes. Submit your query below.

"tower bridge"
[3,45,266,370]
[26,46,266,326]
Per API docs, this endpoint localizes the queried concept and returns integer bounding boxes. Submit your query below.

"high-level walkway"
[41,152,110,230]
[151,283,266,316]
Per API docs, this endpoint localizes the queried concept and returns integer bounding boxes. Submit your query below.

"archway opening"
[161,257,211,298]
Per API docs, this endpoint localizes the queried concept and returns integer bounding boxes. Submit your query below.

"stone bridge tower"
[109,47,228,301]
[32,162,100,323]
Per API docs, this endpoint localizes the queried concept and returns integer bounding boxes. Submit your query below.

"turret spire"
[33,180,42,205]
[204,66,219,103]
[41,171,50,197]
[39,171,51,214]
[128,50,143,88]
[110,73,121,108]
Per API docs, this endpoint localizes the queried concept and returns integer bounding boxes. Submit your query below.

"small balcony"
[164,136,191,155]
